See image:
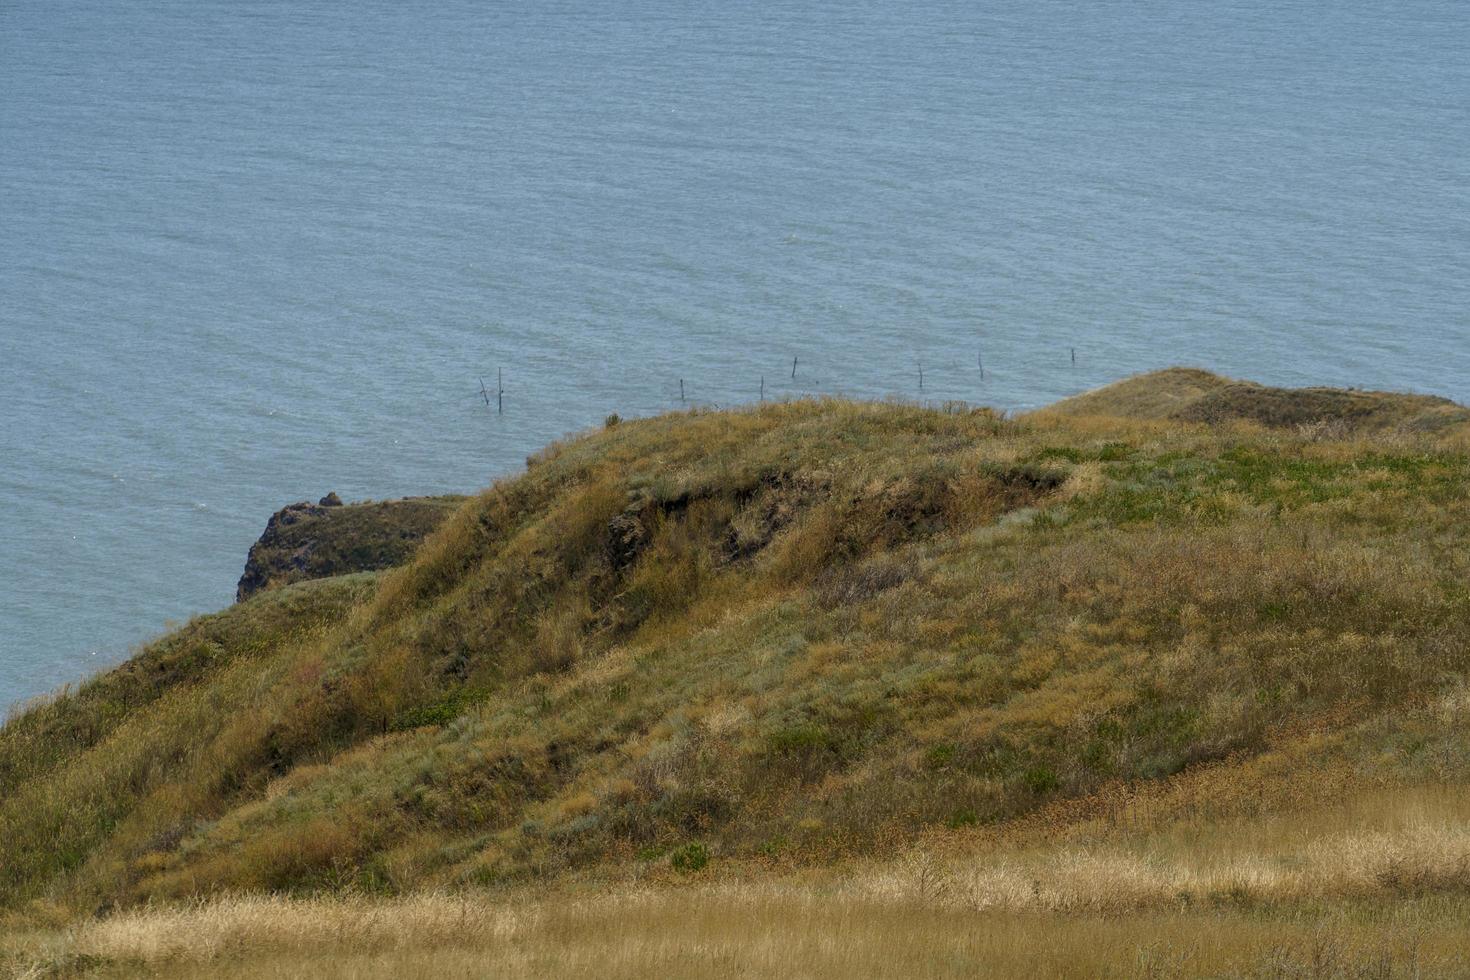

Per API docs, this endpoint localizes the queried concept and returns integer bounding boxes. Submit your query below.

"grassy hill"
[6,371,1470,977]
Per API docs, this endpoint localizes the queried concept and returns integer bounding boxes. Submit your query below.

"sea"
[2,0,1468,712]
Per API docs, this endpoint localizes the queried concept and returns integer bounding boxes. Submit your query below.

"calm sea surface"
[2,0,1468,711]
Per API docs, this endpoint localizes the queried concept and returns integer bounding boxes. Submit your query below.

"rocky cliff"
[236,493,465,601]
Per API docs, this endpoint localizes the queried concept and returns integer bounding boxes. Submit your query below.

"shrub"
[947,808,978,829]
[925,744,956,770]
[1022,765,1059,794]
[669,841,708,873]
[766,723,841,760]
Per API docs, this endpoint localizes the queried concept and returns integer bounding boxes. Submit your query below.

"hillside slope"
[4,382,1470,924]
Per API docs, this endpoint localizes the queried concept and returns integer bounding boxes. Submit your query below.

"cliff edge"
[236,493,465,601]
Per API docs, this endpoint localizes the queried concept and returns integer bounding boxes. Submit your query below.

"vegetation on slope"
[1,576,379,906]
[4,375,1470,956]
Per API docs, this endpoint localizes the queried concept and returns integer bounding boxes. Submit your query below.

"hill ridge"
[1042,367,1470,435]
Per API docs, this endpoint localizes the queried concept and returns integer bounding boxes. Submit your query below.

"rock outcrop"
[236,493,465,601]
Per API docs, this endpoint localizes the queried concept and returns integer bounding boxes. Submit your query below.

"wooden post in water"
[479,377,491,408]
[918,363,924,390]
[680,379,685,403]
[791,355,798,379]
[497,368,504,414]
[978,351,985,381]
[760,375,765,402]
[1071,347,1076,366]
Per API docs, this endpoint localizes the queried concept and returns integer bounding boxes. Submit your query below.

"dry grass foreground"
[6,786,1470,977]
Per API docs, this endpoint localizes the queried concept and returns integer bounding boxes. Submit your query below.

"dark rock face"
[236,502,328,602]
[605,512,650,571]
[236,495,465,602]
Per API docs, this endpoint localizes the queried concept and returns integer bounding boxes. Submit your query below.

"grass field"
[4,369,1470,976]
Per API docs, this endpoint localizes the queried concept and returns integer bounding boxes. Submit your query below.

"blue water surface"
[2,0,1468,709]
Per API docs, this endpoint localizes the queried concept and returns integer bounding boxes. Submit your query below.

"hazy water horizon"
[3,0,1468,712]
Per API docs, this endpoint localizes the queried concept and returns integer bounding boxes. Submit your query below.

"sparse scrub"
[669,840,709,872]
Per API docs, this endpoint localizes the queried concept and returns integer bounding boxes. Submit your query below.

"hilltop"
[5,370,1470,977]
[1045,367,1470,435]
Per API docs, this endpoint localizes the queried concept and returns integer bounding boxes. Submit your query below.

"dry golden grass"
[10,898,1468,979]
[863,785,1470,913]
[11,787,1470,980]
[7,786,1470,978]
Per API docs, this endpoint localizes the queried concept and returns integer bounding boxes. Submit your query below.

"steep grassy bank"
[4,369,1470,974]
